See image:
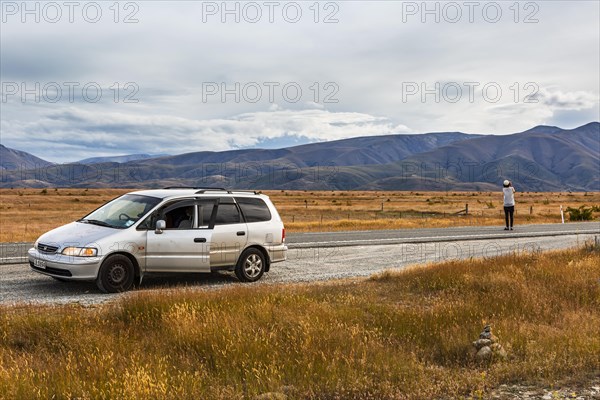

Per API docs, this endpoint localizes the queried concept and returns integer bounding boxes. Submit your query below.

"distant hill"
[373,122,599,191]
[77,153,170,164]
[132,132,478,168]
[1,123,598,191]
[0,144,53,170]
[250,122,600,191]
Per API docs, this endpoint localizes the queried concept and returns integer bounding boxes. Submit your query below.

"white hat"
[503,180,510,186]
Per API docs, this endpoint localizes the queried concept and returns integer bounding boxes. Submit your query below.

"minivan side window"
[138,199,218,230]
[214,203,241,225]
[236,197,271,223]
[163,201,196,229]
[198,199,216,228]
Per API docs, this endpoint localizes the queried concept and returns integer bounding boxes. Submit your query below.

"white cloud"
[484,87,599,131]
[537,88,598,110]
[1,107,410,162]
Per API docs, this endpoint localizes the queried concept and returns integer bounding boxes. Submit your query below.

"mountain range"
[1,122,598,191]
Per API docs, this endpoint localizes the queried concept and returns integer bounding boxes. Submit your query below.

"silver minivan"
[28,188,287,292]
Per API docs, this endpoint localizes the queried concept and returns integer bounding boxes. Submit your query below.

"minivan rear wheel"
[96,255,135,293]
[235,248,265,282]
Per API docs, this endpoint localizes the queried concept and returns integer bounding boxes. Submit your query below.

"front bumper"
[28,248,102,281]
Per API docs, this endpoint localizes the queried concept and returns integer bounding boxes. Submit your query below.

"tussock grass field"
[1,246,599,399]
[1,188,598,242]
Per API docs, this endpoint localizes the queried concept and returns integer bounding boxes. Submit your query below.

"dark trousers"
[504,206,514,228]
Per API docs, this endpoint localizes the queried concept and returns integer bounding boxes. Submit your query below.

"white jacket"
[503,187,515,206]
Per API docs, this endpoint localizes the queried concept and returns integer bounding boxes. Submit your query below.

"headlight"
[61,247,98,257]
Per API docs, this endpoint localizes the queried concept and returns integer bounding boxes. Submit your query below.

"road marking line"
[290,230,600,247]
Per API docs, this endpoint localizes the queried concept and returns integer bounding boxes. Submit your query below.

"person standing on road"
[502,180,516,230]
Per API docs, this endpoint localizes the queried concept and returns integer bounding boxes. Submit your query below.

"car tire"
[96,254,135,293]
[235,248,266,283]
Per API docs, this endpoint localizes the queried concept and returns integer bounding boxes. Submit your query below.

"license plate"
[33,259,47,269]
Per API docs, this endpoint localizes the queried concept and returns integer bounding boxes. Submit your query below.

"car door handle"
[237,231,246,236]
[194,238,207,243]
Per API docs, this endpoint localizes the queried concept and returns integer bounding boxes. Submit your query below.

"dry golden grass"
[0,188,127,242]
[1,245,599,399]
[1,188,599,241]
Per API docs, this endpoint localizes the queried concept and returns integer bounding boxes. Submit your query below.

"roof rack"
[229,190,262,195]
[195,188,232,194]
[162,186,261,195]
[194,189,261,195]
[163,186,227,190]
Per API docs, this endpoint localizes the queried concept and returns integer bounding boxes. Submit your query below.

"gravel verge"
[1,234,597,307]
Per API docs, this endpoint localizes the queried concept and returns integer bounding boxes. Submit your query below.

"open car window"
[163,202,196,229]
[138,198,218,230]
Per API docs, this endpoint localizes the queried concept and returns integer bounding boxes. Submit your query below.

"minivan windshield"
[79,194,162,229]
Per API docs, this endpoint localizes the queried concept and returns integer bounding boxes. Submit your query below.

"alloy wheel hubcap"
[244,254,262,278]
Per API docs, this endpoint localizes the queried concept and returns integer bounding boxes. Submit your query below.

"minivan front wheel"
[96,255,135,293]
[235,248,266,282]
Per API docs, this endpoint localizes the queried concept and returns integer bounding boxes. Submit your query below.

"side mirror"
[155,220,166,234]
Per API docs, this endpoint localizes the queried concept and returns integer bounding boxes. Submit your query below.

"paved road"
[286,221,600,247]
[1,222,598,264]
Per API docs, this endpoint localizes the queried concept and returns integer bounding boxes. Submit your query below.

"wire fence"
[283,204,541,223]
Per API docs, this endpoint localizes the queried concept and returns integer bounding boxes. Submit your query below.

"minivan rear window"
[236,197,272,223]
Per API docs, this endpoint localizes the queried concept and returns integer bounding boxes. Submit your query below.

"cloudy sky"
[1,0,599,162]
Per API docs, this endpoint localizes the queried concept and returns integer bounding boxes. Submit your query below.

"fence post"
[530,206,533,215]
[465,203,468,215]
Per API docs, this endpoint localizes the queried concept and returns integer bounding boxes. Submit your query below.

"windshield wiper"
[78,219,118,228]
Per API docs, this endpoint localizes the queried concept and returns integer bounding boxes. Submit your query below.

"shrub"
[566,205,594,221]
